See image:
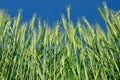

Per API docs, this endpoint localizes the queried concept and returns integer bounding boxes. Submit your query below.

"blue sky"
[0,0,120,31]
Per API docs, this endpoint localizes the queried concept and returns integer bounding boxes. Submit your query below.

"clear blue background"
[0,0,120,31]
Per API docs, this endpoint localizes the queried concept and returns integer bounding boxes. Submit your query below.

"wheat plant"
[0,4,120,80]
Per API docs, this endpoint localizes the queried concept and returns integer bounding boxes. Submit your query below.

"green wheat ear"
[67,6,71,21]
[0,10,4,26]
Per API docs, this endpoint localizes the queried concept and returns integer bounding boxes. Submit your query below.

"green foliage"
[0,4,120,80]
